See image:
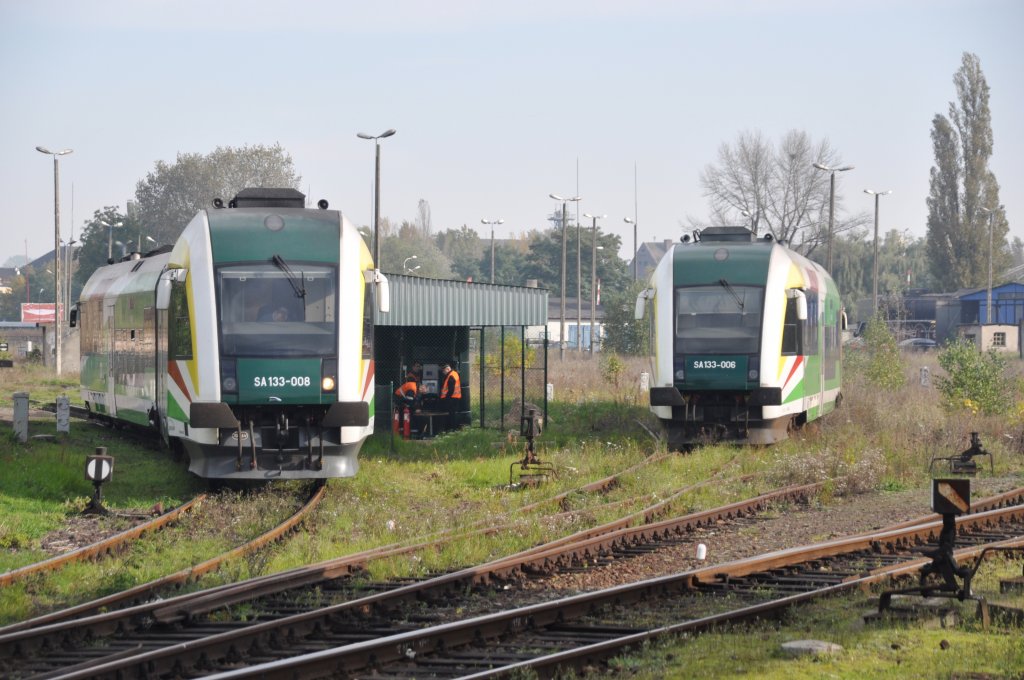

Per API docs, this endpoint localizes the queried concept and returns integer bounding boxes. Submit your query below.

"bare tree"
[416,199,432,236]
[699,130,866,255]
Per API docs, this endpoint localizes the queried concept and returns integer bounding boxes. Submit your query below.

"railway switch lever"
[929,432,993,476]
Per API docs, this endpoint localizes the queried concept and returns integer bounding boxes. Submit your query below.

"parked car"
[898,337,938,352]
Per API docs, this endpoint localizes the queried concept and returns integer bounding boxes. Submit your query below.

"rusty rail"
[0,494,205,589]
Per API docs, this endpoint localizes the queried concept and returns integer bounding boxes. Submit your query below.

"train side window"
[169,279,193,360]
[362,282,374,360]
[781,296,802,356]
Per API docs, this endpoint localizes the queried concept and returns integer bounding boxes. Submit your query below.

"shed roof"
[374,274,548,327]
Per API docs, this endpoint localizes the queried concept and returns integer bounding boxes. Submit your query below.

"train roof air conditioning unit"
[229,188,307,209]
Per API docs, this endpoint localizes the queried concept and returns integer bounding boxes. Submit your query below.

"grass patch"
[1,355,1022,680]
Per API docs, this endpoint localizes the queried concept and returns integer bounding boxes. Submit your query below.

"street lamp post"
[100,220,124,261]
[980,205,1004,324]
[64,238,76,322]
[356,129,397,268]
[481,218,503,283]
[549,194,581,360]
[864,189,892,315]
[36,145,72,375]
[812,163,854,271]
[584,214,605,355]
[618,218,634,280]
[403,255,419,274]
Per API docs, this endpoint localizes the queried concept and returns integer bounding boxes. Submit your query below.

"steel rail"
[22,492,1024,680]
[0,494,206,589]
[190,505,1024,679]
[0,477,818,675]
[6,484,1021,678]
[0,456,704,645]
[0,483,325,636]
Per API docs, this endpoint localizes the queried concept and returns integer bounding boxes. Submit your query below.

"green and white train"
[635,226,845,448]
[75,188,389,480]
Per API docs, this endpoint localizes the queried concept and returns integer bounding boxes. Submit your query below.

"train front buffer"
[648,354,782,446]
[187,357,369,479]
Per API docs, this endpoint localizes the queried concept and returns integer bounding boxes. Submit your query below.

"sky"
[2,0,1022,268]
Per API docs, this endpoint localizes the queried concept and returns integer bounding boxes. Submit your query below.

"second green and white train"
[636,226,845,448]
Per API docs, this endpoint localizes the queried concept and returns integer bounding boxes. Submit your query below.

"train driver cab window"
[781,289,806,356]
[169,279,193,360]
[674,283,764,354]
[216,263,337,356]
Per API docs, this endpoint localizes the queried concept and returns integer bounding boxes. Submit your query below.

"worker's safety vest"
[440,371,462,400]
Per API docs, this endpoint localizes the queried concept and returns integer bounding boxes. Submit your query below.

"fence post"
[13,392,29,442]
[56,395,71,434]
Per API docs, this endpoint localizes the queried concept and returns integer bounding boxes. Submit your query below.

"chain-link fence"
[373,325,548,440]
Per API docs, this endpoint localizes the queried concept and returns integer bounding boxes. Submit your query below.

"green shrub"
[935,338,1014,415]
[858,315,906,389]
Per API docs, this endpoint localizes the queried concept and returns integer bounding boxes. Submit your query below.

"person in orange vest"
[439,361,462,432]
[394,370,420,437]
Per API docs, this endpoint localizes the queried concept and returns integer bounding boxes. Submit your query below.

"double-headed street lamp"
[980,205,1004,324]
[584,213,605,355]
[481,218,503,283]
[356,128,397,268]
[36,145,73,376]
[864,189,892,315]
[812,162,854,271]
[549,194,581,360]
[403,255,419,275]
[99,220,124,261]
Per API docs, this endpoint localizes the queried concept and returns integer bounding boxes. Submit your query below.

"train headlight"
[747,356,760,382]
[322,358,337,393]
[221,358,238,394]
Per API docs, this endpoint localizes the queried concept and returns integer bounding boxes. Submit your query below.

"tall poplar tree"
[926,52,1009,291]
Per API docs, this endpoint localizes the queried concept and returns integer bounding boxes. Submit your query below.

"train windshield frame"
[674,284,764,354]
[216,262,338,357]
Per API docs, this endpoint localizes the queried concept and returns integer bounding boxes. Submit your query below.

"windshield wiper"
[718,278,744,311]
[271,255,306,300]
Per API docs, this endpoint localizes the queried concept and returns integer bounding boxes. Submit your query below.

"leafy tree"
[379,221,452,279]
[601,280,650,356]
[435,225,484,281]
[134,144,301,244]
[926,52,1009,291]
[698,129,867,255]
[935,338,1013,415]
[72,206,131,295]
[491,240,531,287]
[847,314,905,390]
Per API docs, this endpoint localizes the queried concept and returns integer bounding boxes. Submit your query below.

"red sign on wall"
[21,303,62,324]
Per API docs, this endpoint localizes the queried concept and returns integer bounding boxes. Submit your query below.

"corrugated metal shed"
[374,275,548,327]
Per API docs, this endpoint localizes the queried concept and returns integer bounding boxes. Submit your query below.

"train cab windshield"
[217,263,337,356]
[674,284,764,354]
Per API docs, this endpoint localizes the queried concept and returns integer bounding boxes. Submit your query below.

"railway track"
[0,495,205,589]
[3,484,1021,679]
[221,504,1024,680]
[0,482,327,636]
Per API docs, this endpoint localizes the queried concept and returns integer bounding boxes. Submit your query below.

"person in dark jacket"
[439,361,462,431]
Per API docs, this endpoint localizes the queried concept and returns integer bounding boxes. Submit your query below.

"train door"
[105,300,117,418]
[154,269,181,441]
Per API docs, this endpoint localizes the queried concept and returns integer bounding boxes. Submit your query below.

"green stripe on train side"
[208,210,341,264]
